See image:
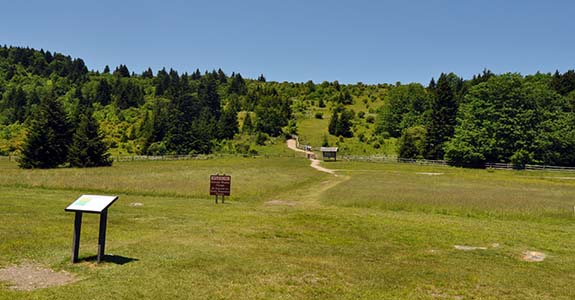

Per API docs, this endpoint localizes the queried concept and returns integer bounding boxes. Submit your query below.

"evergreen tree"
[228,73,247,95]
[113,64,130,77]
[217,69,227,83]
[336,109,354,137]
[142,67,154,78]
[103,65,110,74]
[164,94,198,154]
[242,112,253,134]
[328,110,338,135]
[94,79,112,105]
[68,109,112,167]
[218,105,238,139]
[424,73,459,159]
[258,74,266,82]
[19,95,72,168]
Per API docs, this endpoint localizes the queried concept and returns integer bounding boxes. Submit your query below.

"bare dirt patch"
[0,263,77,291]
[416,172,444,176]
[522,251,546,262]
[265,200,297,206]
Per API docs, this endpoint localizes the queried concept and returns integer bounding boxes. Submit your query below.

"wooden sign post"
[65,195,119,263]
[210,174,231,203]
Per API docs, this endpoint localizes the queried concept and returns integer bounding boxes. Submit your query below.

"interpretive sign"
[65,195,118,213]
[65,195,119,263]
[210,174,231,203]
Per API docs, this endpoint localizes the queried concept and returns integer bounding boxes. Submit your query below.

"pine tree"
[95,79,111,105]
[242,112,253,134]
[19,95,72,168]
[218,105,238,139]
[328,110,338,135]
[142,67,154,78]
[424,73,459,159]
[68,109,112,167]
[103,65,110,74]
[336,109,354,137]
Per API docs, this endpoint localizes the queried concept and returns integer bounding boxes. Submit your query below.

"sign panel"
[210,175,231,196]
[65,195,118,213]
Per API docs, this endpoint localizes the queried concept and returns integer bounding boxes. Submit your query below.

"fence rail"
[340,155,575,172]
[0,153,299,163]
[3,152,575,172]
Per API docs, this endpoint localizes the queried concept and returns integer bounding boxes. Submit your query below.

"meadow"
[1,155,575,299]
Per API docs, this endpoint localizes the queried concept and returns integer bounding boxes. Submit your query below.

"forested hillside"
[1,46,575,167]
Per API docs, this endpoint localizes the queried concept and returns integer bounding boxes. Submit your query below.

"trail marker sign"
[65,195,119,263]
[210,174,231,203]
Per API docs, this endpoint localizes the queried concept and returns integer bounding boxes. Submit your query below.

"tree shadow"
[81,255,139,265]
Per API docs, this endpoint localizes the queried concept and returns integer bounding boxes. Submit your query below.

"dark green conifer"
[19,95,72,168]
[68,109,112,167]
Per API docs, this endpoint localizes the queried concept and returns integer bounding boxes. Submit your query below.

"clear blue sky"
[1,0,574,84]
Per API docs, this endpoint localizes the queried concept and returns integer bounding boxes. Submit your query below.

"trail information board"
[65,195,119,263]
[65,195,118,213]
[210,175,231,196]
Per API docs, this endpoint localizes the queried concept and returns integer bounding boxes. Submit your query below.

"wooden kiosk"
[320,147,339,161]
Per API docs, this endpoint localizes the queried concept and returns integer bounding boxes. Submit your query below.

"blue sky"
[1,0,574,84]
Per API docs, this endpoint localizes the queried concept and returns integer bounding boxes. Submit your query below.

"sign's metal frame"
[65,195,119,263]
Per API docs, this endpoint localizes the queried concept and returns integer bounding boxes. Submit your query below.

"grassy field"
[1,155,575,299]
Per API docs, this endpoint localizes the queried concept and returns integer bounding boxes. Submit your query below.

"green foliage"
[328,108,354,138]
[423,73,460,160]
[4,45,575,167]
[19,95,72,168]
[254,90,292,136]
[68,109,112,167]
[242,112,254,134]
[397,126,427,159]
[445,73,570,166]
[376,83,430,138]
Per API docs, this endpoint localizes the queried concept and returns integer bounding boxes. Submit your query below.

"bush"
[366,116,375,123]
[314,112,323,119]
[256,132,268,145]
[397,126,427,159]
[147,142,167,156]
[510,149,534,170]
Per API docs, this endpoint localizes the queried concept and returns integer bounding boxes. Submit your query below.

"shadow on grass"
[81,255,139,265]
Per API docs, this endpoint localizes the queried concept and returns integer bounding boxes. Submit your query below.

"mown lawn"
[1,157,574,299]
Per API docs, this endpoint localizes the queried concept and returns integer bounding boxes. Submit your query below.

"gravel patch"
[0,263,76,291]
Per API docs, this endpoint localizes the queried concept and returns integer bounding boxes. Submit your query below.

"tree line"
[377,70,575,167]
[0,46,294,168]
[2,45,575,168]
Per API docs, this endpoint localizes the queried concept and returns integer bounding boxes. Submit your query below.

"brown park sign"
[210,174,231,196]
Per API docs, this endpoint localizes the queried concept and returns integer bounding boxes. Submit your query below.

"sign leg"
[71,212,82,263]
[222,195,225,204]
[97,208,108,263]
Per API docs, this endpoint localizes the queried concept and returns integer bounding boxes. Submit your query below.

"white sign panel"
[65,195,118,213]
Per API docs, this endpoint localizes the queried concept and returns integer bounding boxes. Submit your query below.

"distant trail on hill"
[286,139,337,176]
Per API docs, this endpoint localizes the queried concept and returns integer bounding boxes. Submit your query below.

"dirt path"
[286,139,337,175]
[263,140,348,208]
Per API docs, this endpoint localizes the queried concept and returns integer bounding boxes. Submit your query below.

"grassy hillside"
[1,156,575,299]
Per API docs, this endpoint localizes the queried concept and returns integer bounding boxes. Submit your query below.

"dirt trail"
[263,139,348,207]
[286,139,337,176]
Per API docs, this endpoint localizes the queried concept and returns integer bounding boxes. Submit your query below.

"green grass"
[1,157,575,299]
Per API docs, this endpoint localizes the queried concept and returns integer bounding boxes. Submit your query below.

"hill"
[2,46,575,167]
